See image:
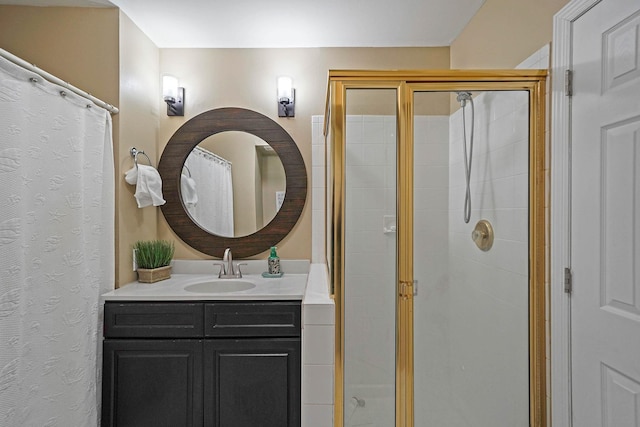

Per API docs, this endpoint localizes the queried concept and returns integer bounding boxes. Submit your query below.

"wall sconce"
[277,76,295,117]
[163,75,184,116]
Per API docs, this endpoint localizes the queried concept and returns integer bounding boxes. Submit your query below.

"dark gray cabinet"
[102,339,204,427]
[205,339,300,427]
[101,301,301,427]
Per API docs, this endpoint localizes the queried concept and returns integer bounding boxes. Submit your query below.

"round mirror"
[158,107,307,258]
[182,132,286,238]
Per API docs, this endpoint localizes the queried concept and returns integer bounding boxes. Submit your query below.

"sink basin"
[184,279,256,293]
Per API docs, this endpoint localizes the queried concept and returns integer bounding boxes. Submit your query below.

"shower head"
[456,91,472,107]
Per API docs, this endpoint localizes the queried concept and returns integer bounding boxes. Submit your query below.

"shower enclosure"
[324,71,547,427]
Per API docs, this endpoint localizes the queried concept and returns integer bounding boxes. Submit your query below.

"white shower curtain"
[184,146,234,236]
[0,56,114,426]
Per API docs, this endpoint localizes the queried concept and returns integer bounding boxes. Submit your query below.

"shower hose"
[460,94,475,224]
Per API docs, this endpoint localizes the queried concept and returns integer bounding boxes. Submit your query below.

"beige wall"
[0,6,119,107]
[450,0,569,69]
[117,11,160,285]
[158,47,451,260]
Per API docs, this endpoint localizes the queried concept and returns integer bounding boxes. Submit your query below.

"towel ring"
[182,165,192,177]
[130,147,153,169]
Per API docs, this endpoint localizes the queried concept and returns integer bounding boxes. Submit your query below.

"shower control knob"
[471,229,484,241]
[471,219,494,251]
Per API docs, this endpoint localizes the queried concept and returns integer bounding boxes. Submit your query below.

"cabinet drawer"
[204,302,301,338]
[104,302,204,338]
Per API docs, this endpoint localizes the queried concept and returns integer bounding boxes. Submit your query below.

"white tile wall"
[313,108,530,425]
[304,303,335,325]
[341,115,397,427]
[302,264,335,427]
[446,89,531,426]
[412,114,452,425]
[303,365,334,404]
[303,404,334,427]
[304,325,335,365]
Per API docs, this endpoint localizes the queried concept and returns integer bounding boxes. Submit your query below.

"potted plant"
[134,239,175,283]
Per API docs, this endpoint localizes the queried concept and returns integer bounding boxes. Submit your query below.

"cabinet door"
[102,339,203,427]
[204,339,301,427]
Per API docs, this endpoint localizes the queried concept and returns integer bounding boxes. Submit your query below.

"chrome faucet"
[215,248,246,279]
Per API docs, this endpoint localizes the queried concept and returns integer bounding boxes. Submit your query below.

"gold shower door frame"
[326,70,548,427]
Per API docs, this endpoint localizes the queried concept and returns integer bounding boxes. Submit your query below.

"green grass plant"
[134,240,175,269]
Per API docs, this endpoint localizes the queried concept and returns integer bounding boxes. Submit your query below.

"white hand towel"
[124,166,138,186]
[180,173,198,207]
[124,164,166,208]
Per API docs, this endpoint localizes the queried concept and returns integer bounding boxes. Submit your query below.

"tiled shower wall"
[445,90,531,426]
[312,102,531,427]
[412,115,452,426]
[343,115,398,427]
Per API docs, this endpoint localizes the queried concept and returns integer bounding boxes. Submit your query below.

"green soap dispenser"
[268,246,281,275]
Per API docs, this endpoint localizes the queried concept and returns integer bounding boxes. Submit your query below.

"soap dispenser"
[268,246,281,275]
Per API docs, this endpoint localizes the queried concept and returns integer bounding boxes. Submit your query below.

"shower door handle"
[399,281,417,299]
[399,281,408,300]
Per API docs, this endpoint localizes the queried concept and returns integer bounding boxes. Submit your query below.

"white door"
[571,0,640,425]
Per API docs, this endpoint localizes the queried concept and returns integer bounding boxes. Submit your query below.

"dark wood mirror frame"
[158,107,307,258]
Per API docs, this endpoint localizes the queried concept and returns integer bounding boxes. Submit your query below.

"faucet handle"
[235,262,248,278]
[213,262,226,278]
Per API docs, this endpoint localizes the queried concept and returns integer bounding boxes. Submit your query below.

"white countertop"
[102,259,310,301]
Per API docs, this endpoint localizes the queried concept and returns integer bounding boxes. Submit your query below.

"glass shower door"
[412,89,531,426]
[343,88,398,427]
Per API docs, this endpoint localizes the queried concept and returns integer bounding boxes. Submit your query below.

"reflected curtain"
[184,146,234,236]
[0,56,114,426]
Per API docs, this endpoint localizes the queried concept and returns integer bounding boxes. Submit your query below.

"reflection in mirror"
[181,131,286,238]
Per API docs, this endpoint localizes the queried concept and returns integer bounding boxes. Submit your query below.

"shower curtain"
[184,146,234,236]
[0,56,114,426]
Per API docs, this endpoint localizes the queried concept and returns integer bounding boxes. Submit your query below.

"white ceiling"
[2,0,486,48]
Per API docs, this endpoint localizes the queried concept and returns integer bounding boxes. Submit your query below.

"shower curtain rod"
[194,145,232,166]
[0,48,119,115]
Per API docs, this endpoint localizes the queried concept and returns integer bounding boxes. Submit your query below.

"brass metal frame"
[326,70,547,427]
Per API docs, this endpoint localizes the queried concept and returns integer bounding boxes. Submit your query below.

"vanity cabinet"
[101,301,301,427]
